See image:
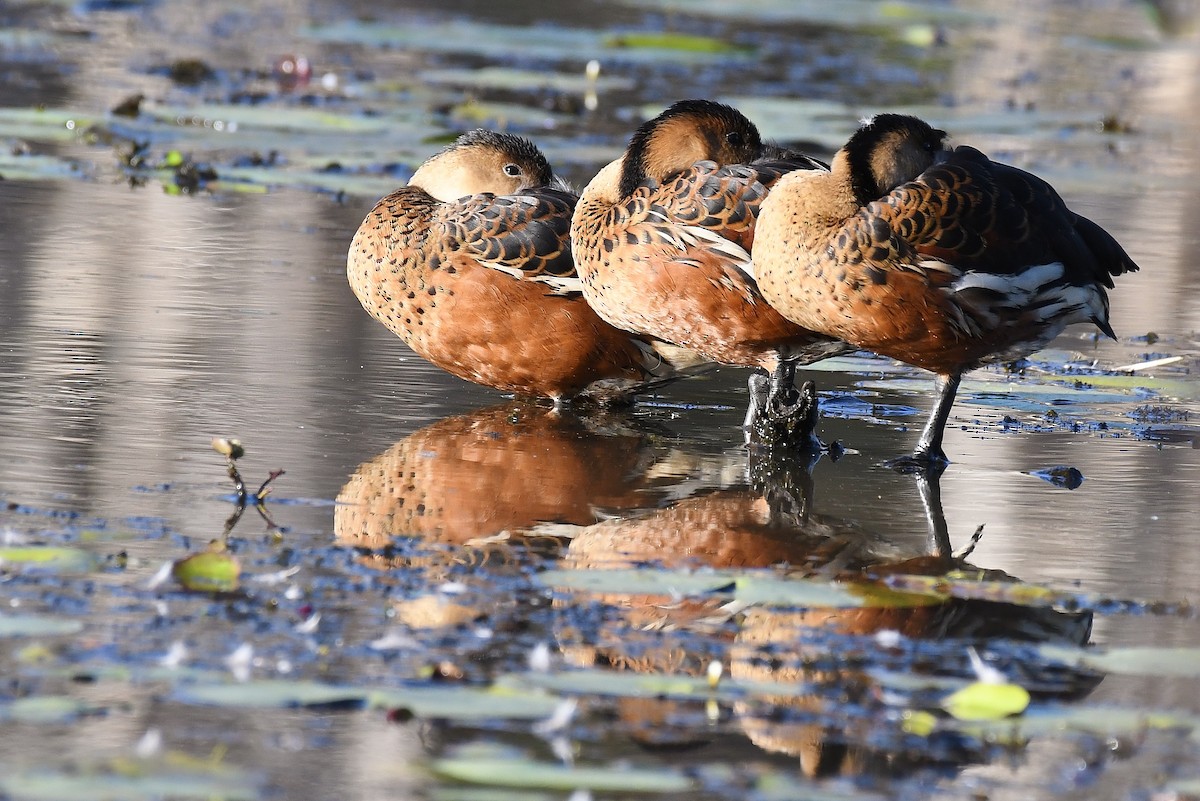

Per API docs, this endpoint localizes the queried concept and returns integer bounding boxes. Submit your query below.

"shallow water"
[1,0,1199,798]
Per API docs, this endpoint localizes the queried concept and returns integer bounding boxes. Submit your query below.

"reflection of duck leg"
[748,431,819,530]
[913,466,952,558]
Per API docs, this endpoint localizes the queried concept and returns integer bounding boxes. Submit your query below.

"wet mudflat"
[1,0,1199,798]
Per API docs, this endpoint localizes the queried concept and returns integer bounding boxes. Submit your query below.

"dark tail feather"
[1093,315,1118,341]
[1074,215,1140,286]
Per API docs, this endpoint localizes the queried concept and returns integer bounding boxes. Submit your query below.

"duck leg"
[766,359,800,411]
[914,372,961,464]
[743,370,771,442]
[889,372,959,472]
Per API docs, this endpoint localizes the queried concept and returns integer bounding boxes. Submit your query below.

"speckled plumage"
[570,101,851,441]
[347,129,705,402]
[753,114,1140,463]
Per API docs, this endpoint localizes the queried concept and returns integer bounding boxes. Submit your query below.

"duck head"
[838,114,949,204]
[408,129,560,201]
[618,99,765,198]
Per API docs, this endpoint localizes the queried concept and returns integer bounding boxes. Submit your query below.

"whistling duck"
[752,114,1139,467]
[569,99,852,444]
[347,130,706,404]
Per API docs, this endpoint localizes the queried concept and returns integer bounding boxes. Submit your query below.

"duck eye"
[502,163,522,177]
[725,131,744,147]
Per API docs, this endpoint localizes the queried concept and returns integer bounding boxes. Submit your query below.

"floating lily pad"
[954,704,1195,743]
[0,615,84,638]
[516,668,719,701]
[612,0,992,28]
[0,546,96,574]
[366,685,563,720]
[602,31,751,54]
[542,568,939,608]
[884,573,1075,609]
[420,66,635,93]
[0,696,97,724]
[433,757,693,793]
[1038,644,1200,678]
[144,102,397,135]
[303,19,754,64]
[0,758,260,801]
[0,107,98,141]
[540,567,738,597]
[174,679,364,708]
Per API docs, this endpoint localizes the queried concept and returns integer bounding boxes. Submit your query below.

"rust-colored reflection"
[335,402,661,547]
[557,458,1095,767]
[334,402,681,623]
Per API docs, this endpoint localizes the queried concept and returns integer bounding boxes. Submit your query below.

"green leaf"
[365,685,563,720]
[0,615,83,638]
[601,32,751,54]
[942,681,1031,721]
[539,567,737,597]
[0,696,96,724]
[0,546,95,574]
[1038,644,1200,677]
[0,759,260,801]
[433,757,693,793]
[172,551,240,592]
[174,679,365,708]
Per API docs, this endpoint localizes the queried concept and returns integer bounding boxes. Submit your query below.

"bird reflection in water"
[334,402,700,629]
[557,450,1097,772]
[335,402,1097,772]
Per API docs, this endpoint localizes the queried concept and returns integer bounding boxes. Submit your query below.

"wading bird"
[570,99,852,447]
[347,130,706,405]
[752,114,1138,467]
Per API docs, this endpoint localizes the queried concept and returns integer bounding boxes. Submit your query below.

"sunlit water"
[0,0,1198,798]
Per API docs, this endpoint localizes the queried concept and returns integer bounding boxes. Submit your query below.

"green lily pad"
[540,567,738,597]
[144,103,395,135]
[542,568,938,609]
[303,19,753,64]
[516,668,718,701]
[602,31,751,54]
[0,758,260,801]
[0,615,83,638]
[0,546,96,574]
[174,679,364,708]
[419,66,635,93]
[0,107,98,141]
[0,696,97,724]
[886,573,1075,609]
[954,704,1195,744]
[611,0,991,28]
[433,757,693,793]
[366,685,563,720]
[1038,644,1200,678]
